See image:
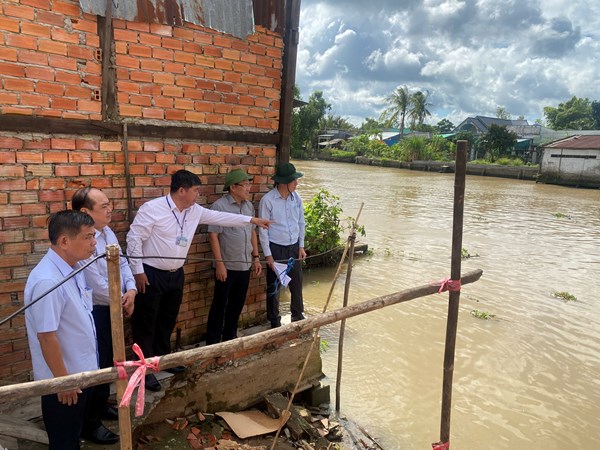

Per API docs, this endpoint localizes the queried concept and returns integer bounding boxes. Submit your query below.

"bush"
[304,189,344,255]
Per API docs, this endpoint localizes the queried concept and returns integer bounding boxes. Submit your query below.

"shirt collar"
[48,247,76,277]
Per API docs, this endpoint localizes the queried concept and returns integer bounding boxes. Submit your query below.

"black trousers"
[42,387,91,450]
[266,241,304,326]
[206,269,251,345]
[131,264,184,358]
[83,305,112,432]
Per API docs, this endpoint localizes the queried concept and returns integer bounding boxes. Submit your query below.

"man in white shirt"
[126,170,271,391]
[73,186,136,445]
[24,210,98,450]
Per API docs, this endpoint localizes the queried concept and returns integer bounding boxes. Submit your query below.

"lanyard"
[165,196,188,236]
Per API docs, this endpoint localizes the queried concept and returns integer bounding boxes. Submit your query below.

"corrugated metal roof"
[80,0,256,38]
[545,135,600,149]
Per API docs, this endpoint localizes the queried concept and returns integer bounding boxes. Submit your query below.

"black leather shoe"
[102,406,119,420]
[291,314,305,322]
[82,425,119,445]
[145,373,161,392]
[165,365,186,374]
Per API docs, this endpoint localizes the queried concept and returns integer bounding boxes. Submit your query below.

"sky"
[295,0,600,128]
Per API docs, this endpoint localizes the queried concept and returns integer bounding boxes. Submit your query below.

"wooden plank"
[0,414,48,445]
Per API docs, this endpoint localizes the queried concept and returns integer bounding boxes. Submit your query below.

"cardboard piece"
[216,410,290,439]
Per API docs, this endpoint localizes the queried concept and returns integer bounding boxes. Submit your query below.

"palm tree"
[381,86,411,137]
[409,90,432,128]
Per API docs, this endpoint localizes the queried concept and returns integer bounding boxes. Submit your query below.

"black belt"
[271,241,299,250]
[143,263,182,273]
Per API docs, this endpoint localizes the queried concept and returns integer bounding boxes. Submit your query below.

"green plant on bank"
[553,291,577,302]
[319,339,330,353]
[471,310,496,320]
[304,189,366,256]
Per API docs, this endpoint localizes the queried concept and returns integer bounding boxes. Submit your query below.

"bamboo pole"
[335,203,363,412]
[105,244,133,450]
[439,140,468,446]
[270,205,364,450]
[0,269,482,404]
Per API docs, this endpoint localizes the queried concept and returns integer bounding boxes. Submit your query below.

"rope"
[0,244,347,327]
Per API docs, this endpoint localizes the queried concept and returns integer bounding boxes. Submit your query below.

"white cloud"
[296,0,600,126]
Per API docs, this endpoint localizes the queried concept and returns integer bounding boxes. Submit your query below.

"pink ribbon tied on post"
[115,343,160,416]
[437,278,461,294]
[432,441,450,450]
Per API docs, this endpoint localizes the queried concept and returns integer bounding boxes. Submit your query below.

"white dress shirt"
[126,194,254,274]
[78,226,137,306]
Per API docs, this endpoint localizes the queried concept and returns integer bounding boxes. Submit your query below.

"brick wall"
[0,0,283,382]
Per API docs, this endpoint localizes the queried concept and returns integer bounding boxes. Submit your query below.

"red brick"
[21,93,49,108]
[22,22,51,38]
[116,54,139,69]
[149,24,172,36]
[37,10,64,27]
[141,59,162,71]
[48,55,77,70]
[52,1,80,16]
[36,81,64,95]
[38,40,68,57]
[3,4,35,20]
[139,32,161,46]
[114,28,138,43]
[0,17,20,33]
[16,152,43,163]
[152,47,174,61]
[25,66,55,81]
[50,97,77,110]
[203,47,222,58]
[162,37,182,50]
[0,179,26,190]
[164,62,184,74]
[0,47,18,61]
[50,138,76,150]
[6,34,37,50]
[128,43,151,57]
[80,165,103,175]
[99,141,122,152]
[51,29,80,44]
[77,99,101,112]
[165,109,186,121]
[0,152,16,163]
[119,104,142,117]
[67,45,95,60]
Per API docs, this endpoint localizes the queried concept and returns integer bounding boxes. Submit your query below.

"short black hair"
[170,169,201,193]
[48,210,95,245]
[71,187,95,211]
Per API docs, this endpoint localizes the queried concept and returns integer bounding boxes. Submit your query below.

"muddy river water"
[293,160,600,449]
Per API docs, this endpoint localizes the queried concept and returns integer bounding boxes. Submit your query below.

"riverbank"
[311,154,540,181]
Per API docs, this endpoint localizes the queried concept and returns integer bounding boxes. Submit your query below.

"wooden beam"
[0,114,280,145]
[277,0,302,163]
[0,269,483,404]
[98,0,117,120]
[0,414,49,445]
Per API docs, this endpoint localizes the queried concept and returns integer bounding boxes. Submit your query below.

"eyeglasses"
[235,182,251,188]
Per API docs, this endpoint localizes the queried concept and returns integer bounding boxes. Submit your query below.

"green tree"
[592,100,600,129]
[380,85,411,136]
[291,90,331,158]
[320,114,355,132]
[359,117,385,138]
[408,90,432,128]
[543,96,595,130]
[436,118,455,133]
[496,106,511,120]
[479,124,517,162]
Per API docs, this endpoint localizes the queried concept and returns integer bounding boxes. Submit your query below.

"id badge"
[176,236,188,247]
